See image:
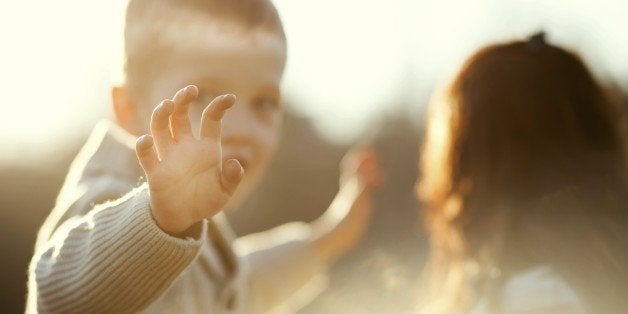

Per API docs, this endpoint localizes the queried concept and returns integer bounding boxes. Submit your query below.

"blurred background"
[0,0,626,312]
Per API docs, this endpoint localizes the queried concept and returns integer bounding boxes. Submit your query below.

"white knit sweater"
[27,120,328,313]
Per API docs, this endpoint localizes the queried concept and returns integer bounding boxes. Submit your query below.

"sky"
[0,0,627,163]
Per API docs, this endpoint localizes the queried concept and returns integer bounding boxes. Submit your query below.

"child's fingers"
[135,135,159,174]
[171,85,198,139]
[345,149,384,189]
[151,100,175,153]
[220,158,243,195]
[359,152,379,170]
[362,158,386,188]
[342,146,373,169]
[200,94,236,140]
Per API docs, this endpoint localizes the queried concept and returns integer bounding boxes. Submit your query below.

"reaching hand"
[313,147,385,263]
[135,85,243,235]
[341,147,385,192]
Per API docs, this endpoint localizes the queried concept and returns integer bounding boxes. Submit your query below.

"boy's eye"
[253,97,280,114]
[196,91,217,107]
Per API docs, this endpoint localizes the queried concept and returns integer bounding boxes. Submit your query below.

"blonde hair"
[116,0,285,97]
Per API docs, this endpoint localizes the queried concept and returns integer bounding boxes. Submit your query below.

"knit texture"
[27,121,328,313]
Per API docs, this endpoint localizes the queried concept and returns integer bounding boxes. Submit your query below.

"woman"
[417,33,627,313]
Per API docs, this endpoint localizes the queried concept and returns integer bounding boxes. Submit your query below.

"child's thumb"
[221,159,244,195]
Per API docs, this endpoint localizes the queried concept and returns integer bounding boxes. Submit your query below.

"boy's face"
[126,29,286,208]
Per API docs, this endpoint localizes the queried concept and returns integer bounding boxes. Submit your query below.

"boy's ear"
[111,86,139,135]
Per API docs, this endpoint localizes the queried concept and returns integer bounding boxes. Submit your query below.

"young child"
[416,33,628,313]
[27,0,383,313]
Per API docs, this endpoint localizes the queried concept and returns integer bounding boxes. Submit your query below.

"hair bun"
[527,31,546,52]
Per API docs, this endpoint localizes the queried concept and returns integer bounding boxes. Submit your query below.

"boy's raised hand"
[340,148,385,191]
[135,85,243,236]
[312,148,384,263]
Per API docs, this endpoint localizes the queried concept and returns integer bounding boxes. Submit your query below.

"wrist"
[172,221,205,239]
[310,228,342,264]
[310,208,359,264]
[148,196,199,237]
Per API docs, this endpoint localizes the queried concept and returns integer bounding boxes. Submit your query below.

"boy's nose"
[220,101,260,143]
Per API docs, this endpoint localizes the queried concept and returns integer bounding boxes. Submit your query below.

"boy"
[27,0,383,313]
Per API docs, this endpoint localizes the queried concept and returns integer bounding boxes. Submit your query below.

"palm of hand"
[149,138,227,224]
[135,86,243,235]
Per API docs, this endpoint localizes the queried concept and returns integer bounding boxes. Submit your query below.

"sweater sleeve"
[27,122,210,313]
[28,184,206,313]
[235,222,329,314]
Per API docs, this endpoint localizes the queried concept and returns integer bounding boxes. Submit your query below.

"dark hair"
[123,0,285,97]
[417,35,628,313]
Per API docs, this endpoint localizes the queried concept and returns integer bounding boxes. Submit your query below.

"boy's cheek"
[126,106,154,136]
[266,113,283,153]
